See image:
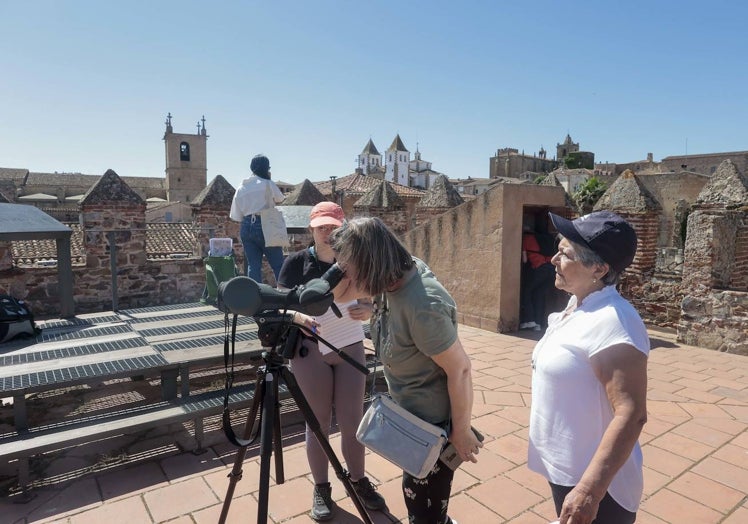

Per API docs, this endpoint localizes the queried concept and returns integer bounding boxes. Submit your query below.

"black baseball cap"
[549,211,638,272]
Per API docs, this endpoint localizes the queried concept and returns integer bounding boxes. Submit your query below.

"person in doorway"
[528,211,648,524]
[229,154,285,283]
[277,202,386,521]
[519,218,556,331]
[330,217,482,524]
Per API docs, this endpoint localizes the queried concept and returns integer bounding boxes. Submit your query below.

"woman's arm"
[431,340,483,463]
[270,181,285,203]
[559,343,648,524]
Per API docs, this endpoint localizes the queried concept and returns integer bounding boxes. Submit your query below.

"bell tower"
[163,113,208,203]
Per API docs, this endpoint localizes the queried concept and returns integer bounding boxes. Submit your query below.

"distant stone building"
[0,114,211,222]
[490,134,598,179]
[355,136,445,189]
[594,150,748,179]
[489,147,556,179]
[556,134,579,159]
[163,113,208,204]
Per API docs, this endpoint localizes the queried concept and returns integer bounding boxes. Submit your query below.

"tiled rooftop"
[1,325,747,523]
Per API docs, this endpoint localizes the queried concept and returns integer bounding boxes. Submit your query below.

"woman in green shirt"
[330,217,482,524]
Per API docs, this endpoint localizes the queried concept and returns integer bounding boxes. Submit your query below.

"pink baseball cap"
[309,202,345,228]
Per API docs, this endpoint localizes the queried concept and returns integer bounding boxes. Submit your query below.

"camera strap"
[222,311,255,447]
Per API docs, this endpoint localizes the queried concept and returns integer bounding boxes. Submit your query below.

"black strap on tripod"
[222,311,255,447]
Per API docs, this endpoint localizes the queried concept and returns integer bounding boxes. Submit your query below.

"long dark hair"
[250,154,271,180]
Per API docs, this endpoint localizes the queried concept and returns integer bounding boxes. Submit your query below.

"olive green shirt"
[372,259,458,424]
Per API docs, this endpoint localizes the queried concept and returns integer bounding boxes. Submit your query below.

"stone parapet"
[679,290,748,355]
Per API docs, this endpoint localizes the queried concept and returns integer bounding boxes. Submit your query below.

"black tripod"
[218,314,374,524]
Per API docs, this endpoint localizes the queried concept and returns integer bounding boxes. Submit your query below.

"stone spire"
[594,169,660,213]
[416,175,464,208]
[695,159,748,209]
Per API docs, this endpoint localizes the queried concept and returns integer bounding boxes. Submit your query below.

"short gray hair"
[329,217,414,296]
[567,238,622,286]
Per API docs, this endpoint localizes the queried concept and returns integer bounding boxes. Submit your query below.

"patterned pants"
[402,460,455,524]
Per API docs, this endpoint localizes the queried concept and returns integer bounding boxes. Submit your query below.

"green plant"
[573,176,607,214]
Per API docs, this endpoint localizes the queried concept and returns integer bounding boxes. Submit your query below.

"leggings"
[550,483,637,524]
[402,460,455,524]
[289,340,366,483]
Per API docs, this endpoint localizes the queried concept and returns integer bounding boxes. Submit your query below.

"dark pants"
[550,483,637,524]
[520,262,555,326]
[402,460,455,524]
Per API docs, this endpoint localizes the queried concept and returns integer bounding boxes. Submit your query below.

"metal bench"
[0,302,381,494]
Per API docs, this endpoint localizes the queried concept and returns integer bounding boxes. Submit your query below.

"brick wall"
[733,221,748,290]
[622,212,659,274]
[0,183,221,317]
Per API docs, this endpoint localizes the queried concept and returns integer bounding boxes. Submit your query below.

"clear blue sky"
[2,1,747,189]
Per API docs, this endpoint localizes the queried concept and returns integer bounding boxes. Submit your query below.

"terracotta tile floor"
[2,325,746,523]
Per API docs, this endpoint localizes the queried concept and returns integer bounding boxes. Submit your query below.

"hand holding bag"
[260,183,289,247]
[356,394,447,479]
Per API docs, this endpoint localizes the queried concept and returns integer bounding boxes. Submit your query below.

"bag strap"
[263,181,276,211]
[367,292,388,402]
[222,312,255,447]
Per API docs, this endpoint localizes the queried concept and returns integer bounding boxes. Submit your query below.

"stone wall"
[0,171,231,318]
[355,208,410,235]
[661,152,748,176]
[636,172,709,247]
[403,184,567,332]
[620,273,683,328]
[679,209,748,354]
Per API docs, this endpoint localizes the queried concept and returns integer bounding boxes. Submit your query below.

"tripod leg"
[273,372,285,484]
[218,370,266,524]
[280,366,374,524]
[256,369,277,524]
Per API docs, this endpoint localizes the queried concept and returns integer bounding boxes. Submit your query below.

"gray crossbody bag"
[356,393,447,479]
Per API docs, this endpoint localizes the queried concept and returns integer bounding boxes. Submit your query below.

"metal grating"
[117,302,206,315]
[124,308,242,324]
[136,317,256,338]
[0,336,150,366]
[39,315,122,330]
[0,354,169,392]
[39,324,133,343]
[154,331,259,352]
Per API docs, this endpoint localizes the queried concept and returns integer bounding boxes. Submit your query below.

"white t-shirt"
[229,176,284,221]
[528,285,650,513]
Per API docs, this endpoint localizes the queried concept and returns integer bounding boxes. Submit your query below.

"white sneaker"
[519,321,538,330]
[532,325,542,332]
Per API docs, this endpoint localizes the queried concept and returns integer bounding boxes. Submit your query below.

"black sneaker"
[352,476,386,510]
[310,482,334,521]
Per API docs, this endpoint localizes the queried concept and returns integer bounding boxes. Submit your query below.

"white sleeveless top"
[528,286,649,512]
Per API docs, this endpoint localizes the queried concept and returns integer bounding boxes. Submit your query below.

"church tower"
[385,134,410,186]
[556,134,579,161]
[357,138,382,174]
[163,113,208,203]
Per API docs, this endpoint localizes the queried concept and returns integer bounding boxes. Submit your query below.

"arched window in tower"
[180,142,191,161]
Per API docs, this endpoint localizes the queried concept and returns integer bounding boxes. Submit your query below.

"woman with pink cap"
[277,202,386,521]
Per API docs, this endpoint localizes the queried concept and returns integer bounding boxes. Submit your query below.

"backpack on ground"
[201,256,240,305]
[0,295,40,343]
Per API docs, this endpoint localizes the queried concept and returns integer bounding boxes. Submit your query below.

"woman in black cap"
[528,211,649,524]
[229,154,285,283]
